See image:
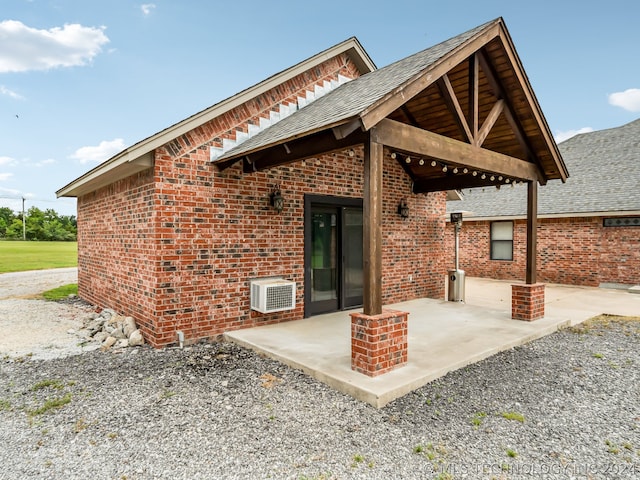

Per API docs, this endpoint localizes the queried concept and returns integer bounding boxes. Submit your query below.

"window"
[603,217,640,227]
[490,221,513,260]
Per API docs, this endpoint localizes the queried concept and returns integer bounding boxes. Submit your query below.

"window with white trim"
[490,221,513,261]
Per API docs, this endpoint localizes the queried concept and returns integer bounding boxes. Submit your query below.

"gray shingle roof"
[449,119,640,217]
[215,19,497,162]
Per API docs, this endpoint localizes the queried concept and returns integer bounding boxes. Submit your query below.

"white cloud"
[608,88,640,112]
[0,85,24,100]
[69,138,126,164]
[0,172,13,181]
[141,4,156,16]
[0,20,109,73]
[0,156,16,166]
[554,127,594,143]
[35,158,56,167]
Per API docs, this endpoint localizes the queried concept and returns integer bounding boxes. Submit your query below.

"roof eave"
[57,37,376,198]
[495,20,569,183]
[56,152,153,198]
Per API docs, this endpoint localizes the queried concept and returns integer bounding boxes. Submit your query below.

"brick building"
[58,18,567,370]
[446,119,640,290]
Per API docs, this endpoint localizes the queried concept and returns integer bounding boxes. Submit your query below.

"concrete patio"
[225,277,640,407]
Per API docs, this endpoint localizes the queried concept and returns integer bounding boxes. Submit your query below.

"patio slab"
[225,278,640,408]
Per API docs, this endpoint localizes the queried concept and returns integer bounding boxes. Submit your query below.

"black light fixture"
[270,185,284,213]
[398,199,409,218]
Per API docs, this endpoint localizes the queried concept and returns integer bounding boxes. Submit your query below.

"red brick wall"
[76,53,447,348]
[77,169,158,339]
[445,217,639,287]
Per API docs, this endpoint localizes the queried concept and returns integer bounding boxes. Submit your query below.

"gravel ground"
[0,268,95,359]
[0,271,639,479]
[1,317,638,479]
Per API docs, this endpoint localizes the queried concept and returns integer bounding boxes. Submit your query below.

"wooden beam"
[363,135,383,315]
[469,53,479,141]
[413,174,500,194]
[526,180,538,284]
[332,118,363,140]
[496,27,566,181]
[476,98,505,147]
[401,105,420,127]
[240,129,367,173]
[437,74,472,143]
[371,118,542,182]
[359,22,501,130]
[476,49,537,163]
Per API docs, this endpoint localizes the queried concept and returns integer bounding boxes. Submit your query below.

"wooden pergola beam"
[413,174,504,194]
[371,118,543,182]
[526,180,538,284]
[476,49,538,164]
[363,135,383,315]
[469,53,479,140]
[437,74,473,143]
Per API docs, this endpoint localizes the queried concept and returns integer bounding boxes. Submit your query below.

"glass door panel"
[342,208,363,308]
[310,208,338,314]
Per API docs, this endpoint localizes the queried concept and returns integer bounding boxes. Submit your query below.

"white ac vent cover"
[250,278,296,314]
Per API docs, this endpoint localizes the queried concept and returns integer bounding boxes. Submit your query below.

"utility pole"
[22,197,26,241]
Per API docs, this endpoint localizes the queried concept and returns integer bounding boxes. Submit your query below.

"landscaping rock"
[129,329,144,347]
[80,310,145,351]
[102,336,117,349]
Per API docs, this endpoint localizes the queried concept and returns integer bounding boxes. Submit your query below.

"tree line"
[0,206,77,241]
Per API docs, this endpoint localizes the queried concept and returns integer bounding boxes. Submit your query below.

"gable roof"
[448,119,640,219]
[214,20,494,165]
[57,37,376,198]
[214,18,568,191]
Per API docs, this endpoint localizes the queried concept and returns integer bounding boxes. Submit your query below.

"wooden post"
[526,180,538,284]
[363,136,383,315]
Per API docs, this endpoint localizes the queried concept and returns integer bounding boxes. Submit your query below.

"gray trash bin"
[447,269,465,302]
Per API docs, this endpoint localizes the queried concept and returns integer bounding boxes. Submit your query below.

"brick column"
[350,309,408,377]
[512,283,545,321]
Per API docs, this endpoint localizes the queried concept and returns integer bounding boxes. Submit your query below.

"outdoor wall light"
[398,199,410,218]
[270,186,284,213]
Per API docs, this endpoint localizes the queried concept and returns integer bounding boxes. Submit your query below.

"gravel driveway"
[0,270,639,479]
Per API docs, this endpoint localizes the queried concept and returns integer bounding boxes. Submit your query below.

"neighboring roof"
[215,20,494,163]
[57,37,376,198]
[214,18,568,189]
[448,119,640,219]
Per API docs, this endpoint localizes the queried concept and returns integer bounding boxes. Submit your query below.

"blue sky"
[1,0,639,217]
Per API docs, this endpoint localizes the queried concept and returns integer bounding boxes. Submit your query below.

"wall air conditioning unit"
[250,278,296,314]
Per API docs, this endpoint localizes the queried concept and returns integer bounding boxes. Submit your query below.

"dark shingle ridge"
[449,118,640,217]
[216,19,499,161]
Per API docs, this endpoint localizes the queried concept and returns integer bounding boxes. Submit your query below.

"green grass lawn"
[0,241,78,273]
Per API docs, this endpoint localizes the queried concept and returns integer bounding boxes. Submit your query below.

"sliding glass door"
[305,196,363,316]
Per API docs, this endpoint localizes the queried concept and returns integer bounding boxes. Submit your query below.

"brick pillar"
[512,283,545,321]
[350,309,408,377]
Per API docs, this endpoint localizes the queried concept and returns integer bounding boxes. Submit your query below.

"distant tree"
[5,218,24,239]
[0,206,76,241]
[0,207,15,238]
[26,207,45,240]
